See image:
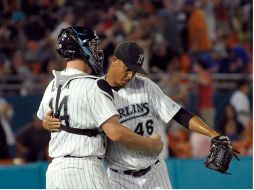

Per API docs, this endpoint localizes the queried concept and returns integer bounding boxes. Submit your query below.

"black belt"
[64,155,103,160]
[111,160,160,177]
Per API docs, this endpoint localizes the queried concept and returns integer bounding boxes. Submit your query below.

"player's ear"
[111,56,118,65]
[110,56,119,69]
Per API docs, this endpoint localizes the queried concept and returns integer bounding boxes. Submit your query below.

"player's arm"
[41,110,162,155]
[101,115,162,155]
[37,79,55,121]
[173,107,219,138]
[148,78,219,138]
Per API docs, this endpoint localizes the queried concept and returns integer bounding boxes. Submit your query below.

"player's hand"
[149,135,163,156]
[43,110,61,132]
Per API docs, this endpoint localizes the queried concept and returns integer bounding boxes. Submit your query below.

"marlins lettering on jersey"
[118,102,149,123]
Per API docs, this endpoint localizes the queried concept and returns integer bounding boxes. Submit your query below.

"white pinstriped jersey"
[37,68,118,158]
[105,75,181,170]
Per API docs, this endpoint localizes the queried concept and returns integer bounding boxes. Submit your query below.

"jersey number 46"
[134,119,154,136]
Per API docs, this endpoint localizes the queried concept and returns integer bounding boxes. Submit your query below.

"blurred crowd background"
[0,0,253,164]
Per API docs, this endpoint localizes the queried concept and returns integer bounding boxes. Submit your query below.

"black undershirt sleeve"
[172,107,195,128]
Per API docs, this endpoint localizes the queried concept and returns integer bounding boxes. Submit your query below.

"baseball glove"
[204,135,240,174]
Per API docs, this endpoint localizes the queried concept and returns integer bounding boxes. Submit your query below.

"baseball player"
[104,42,221,189]
[43,41,230,189]
[37,28,163,189]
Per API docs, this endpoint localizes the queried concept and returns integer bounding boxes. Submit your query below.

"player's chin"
[119,81,128,87]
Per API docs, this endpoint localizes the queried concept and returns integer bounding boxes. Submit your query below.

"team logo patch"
[137,54,144,65]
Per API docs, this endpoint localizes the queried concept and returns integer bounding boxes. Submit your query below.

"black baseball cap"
[113,41,147,75]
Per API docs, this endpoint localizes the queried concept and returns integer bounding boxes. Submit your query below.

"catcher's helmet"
[57,26,104,75]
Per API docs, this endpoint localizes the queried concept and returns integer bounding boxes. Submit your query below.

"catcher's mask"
[57,26,104,75]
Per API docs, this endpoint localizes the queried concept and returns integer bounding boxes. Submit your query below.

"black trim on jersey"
[173,107,194,128]
[60,124,101,136]
[112,86,121,92]
[82,76,98,80]
[97,79,114,100]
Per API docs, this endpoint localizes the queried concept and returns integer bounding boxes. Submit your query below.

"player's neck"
[105,73,116,87]
[105,74,121,91]
[66,60,91,73]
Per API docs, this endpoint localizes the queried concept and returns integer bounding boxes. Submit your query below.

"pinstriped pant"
[107,159,172,189]
[46,157,111,189]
